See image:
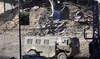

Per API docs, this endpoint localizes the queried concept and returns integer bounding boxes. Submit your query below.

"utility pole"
[18,0,22,59]
[4,0,6,12]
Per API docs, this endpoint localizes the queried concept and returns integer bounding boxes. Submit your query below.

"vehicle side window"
[27,39,33,44]
[36,39,41,44]
[44,40,49,44]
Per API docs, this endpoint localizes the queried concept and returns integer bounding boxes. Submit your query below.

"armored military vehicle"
[23,0,81,59]
[23,36,80,59]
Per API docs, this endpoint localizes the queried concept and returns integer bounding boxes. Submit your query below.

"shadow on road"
[0,55,10,59]
[73,57,90,59]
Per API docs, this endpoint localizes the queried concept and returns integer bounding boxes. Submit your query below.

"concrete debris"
[69,3,93,22]
[23,2,93,36]
[0,2,93,35]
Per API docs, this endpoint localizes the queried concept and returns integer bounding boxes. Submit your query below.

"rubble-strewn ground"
[0,30,91,59]
[0,1,93,59]
[0,30,34,59]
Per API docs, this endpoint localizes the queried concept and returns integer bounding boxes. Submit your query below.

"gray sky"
[97,0,100,3]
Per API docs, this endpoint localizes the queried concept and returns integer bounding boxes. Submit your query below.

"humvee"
[23,36,80,59]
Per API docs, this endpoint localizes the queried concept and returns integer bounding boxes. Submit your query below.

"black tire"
[57,52,67,59]
[68,56,74,59]
[27,49,37,55]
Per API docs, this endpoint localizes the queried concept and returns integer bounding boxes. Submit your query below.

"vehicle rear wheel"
[57,52,67,59]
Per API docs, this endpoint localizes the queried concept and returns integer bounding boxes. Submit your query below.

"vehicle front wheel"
[57,52,67,59]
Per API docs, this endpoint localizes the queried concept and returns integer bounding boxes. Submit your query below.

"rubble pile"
[69,3,93,22]
[0,8,18,20]
[29,2,93,36]
[0,8,18,34]
[0,1,93,44]
[0,1,93,36]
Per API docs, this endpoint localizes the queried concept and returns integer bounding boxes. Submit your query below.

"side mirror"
[54,42,59,46]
